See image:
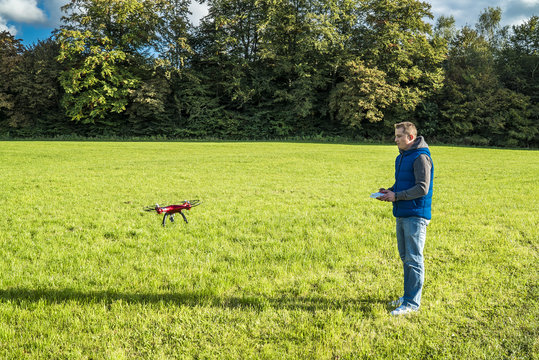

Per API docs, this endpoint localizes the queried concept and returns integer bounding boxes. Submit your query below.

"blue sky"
[1,0,538,46]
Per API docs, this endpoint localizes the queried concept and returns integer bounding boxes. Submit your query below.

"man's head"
[394,122,417,151]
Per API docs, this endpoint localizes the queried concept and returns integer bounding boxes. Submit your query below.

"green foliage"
[125,69,172,135]
[433,15,457,45]
[60,0,164,51]
[437,26,498,139]
[11,39,68,136]
[0,31,25,127]
[56,0,168,124]
[0,3,537,147]
[329,59,399,127]
[57,30,140,123]
[496,16,539,147]
[498,16,539,103]
[0,35,70,136]
[256,0,358,132]
[476,6,506,49]
[154,0,193,70]
[358,0,446,111]
[433,14,538,147]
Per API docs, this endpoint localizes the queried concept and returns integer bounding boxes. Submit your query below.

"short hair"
[394,122,417,137]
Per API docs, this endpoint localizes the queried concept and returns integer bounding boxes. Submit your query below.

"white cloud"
[0,15,17,34]
[43,0,69,26]
[0,0,47,24]
[428,0,539,28]
[504,0,539,23]
[189,1,209,26]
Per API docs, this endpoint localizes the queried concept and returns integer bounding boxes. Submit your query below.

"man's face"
[395,127,414,151]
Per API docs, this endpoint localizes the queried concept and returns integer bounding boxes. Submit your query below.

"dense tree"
[358,0,446,113]
[435,12,537,147]
[433,15,457,45]
[0,35,74,136]
[0,3,536,147]
[0,31,25,129]
[498,16,539,102]
[12,39,68,135]
[257,0,359,134]
[155,0,193,70]
[59,0,164,53]
[476,6,506,50]
[56,0,166,124]
[327,0,446,138]
[57,30,140,123]
[329,59,399,127]
[496,16,539,146]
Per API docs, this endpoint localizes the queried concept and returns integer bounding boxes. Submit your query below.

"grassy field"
[0,141,537,359]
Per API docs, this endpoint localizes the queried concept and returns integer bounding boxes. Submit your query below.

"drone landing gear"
[162,212,189,226]
[180,212,188,223]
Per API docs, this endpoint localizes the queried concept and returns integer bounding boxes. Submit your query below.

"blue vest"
[393,147,433,219]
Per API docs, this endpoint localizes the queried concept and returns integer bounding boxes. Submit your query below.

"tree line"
[0,0,537,147]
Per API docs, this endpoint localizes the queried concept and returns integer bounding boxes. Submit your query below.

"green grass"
[0,141,537,359]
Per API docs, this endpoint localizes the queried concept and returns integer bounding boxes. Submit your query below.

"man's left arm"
[394,154,432,201]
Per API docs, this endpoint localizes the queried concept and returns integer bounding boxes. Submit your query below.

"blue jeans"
[396,216,429,309]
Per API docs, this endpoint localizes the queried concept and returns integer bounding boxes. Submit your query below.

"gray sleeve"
[395,154,432,201]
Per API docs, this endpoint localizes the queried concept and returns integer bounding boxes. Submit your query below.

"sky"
[1,0,538,46]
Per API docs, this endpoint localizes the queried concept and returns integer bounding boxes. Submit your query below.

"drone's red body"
[145,200,201,226]
[155,203,193,215]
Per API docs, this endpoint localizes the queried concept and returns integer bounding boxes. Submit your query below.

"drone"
[144,200,202,226]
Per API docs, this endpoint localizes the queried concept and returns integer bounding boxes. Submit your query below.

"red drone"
[144,200,201,226]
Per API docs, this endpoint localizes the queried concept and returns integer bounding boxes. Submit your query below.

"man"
[378,121,433,316]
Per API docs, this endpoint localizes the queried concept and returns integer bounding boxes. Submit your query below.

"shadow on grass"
[0,287,386,313]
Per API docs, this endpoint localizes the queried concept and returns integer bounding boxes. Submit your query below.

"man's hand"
[378,188,396,202]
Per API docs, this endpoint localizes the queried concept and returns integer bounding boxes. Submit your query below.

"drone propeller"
[143,205,158,212]
[183,199,202,207]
